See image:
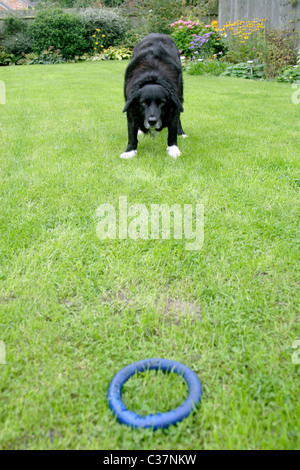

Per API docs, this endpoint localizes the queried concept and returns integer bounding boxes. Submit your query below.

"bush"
[79,7,128,50]
[256,29,297,79]
[0,15,32,55]
[277,65,300,83]
[2,16,28,37]
[2,31,33,55]
[30,8,89,59]
[120,29,142,50]
[134,0,186,35]
[103,0,124,5]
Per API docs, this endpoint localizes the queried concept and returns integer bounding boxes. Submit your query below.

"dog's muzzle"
[145,117,162,130]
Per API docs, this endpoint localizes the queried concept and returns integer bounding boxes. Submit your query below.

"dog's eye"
[141,102,147,107]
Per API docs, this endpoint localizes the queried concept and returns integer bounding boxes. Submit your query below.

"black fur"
[121,33,185,158]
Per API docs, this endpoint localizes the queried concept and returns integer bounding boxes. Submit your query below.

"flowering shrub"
[219,19,267,63]
[79,7,127,50]
[188,31,225,60]
[171,20,227,59]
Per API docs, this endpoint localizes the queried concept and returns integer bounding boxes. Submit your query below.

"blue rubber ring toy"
[107,358,202,430]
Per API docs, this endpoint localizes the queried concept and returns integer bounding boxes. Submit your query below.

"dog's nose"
[148,117,158,127]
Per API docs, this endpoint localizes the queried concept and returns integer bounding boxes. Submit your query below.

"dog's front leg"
[120,117,138,159]
[167,116,181,159]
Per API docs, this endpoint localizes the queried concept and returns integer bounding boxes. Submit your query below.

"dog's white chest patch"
[167,145,181,159]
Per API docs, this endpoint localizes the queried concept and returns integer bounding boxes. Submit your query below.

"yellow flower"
[94,47,97,50]
[96,29,100,32]
[102,34,105,37]
[95,42,98,45]
[92,35,96,38]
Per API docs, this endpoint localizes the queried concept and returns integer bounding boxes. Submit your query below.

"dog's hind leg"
[178,118,188,138]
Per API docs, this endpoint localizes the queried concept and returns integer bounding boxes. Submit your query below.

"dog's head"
[123,83,183,128]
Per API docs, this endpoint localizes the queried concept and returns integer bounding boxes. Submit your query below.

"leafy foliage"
[222,62,265,80]
[28,47,67,65]
[185,58,230,75]
[0,46,14,66]
[2,16,28,37]
[91,46,132,60]
[277,65,300,83]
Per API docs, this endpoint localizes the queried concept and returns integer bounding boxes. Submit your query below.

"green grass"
[0,61,299,450]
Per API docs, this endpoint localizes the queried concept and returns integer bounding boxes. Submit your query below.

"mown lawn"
[0,61,299,450]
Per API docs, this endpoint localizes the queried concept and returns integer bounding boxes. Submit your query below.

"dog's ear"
[123,91,138,113]
[170,93,184,113]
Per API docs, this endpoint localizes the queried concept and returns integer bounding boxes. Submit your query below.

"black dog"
[120,33,187,160]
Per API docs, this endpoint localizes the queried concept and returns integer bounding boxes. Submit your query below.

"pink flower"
[187,25,192,29]
[205,25,210,28]
[178,26,183,29]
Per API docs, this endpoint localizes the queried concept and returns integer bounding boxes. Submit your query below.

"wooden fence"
[219,0,300,34]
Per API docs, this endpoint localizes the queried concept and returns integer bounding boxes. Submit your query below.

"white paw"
[120,150,137,159]
[138,130,144,136]
[167,145,181,159]
[180,134,188,138]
